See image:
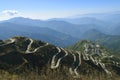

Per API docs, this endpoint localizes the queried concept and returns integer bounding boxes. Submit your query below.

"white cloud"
[2,10,19,16]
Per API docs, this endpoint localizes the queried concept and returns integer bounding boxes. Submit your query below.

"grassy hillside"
[0,36,120,80]
[0,68,120,80]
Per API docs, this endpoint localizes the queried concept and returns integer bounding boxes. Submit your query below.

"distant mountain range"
[2,17,113,37]
[4,17,98,38]
[0,11,120,53]
[0,22,78,47]
[80,29,120,54]
[3,12,120,36]
[49,12,120,35]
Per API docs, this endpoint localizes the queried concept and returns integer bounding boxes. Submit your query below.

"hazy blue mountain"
[66,11,120,34]
[81,29,107,40]
[1,14,120,49]
[112,24,120,35]
[71,11,120,22]
[4,17,85,38]
[48,17,111,33]
[5,17,45,27]
[0,22,78,47]
[50,17,107,25]
[50,12,120,26]
[4,17,110,38]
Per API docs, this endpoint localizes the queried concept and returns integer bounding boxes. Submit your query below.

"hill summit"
[0,36,120,79]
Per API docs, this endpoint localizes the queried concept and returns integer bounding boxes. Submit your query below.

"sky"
[0,0,120,20]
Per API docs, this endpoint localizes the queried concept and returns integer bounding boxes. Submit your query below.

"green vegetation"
[0,36,120,80]
[0,40,4,44]
[81,29,120,54]
[67,40,88,51]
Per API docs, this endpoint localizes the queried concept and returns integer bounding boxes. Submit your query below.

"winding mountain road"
[25,38,49,54]
[51,47,61,69]
[68,51,75,75]
[25,38,33,53]
[0,38,16,47]
[51,47,68,69]
[74,51,81,77]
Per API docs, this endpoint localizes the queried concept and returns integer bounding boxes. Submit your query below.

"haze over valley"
[0,0,120,80]
[1,12,120,54]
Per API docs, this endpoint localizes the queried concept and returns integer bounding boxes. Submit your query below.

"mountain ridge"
[81,29,120,54]
[0,36,120,79]
[0,22,78,47]
[2,17,110,38]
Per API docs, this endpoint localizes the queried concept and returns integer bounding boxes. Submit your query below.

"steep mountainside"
[0,36,120,79]
[81,29,120,54]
